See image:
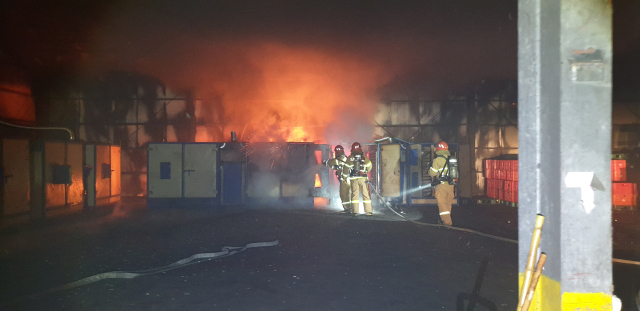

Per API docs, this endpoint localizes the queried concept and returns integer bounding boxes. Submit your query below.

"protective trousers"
[339,180,351,212]
[350,178,372,214]
[435,183,454,225]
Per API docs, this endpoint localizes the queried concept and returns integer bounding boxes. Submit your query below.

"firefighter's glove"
[322,160,328,166]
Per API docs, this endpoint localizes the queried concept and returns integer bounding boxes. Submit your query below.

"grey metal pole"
[518,0,612,309]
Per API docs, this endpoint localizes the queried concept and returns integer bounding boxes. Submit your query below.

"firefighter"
[342,142,373,215]
[322,145,351,213]
[428,141,454,225]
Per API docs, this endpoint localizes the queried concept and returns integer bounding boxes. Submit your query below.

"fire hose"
[366,180,518,244]
[366,181,640,268]
[7,240,279,304]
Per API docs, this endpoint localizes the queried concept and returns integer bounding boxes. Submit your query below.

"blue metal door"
[222,163,243,205]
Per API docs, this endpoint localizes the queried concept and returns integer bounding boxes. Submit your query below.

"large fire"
[186,44,388,144]
[92,28,389,144]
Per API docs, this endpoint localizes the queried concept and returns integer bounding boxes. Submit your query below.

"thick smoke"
[78,0,518,143]
[87,26,391,143]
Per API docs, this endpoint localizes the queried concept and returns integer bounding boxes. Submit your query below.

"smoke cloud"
[86,24,392,143]
[73,0,518,143]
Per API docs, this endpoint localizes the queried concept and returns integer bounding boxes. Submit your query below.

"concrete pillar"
[518,0,612,310]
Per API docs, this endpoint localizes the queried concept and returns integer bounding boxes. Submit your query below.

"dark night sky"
[0,0,638,98]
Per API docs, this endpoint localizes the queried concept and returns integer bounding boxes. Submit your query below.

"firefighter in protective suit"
[428,141,454,225]
[322,145,351,213]
[342,142,373,215]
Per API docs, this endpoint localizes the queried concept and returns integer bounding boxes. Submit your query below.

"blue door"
[222,163,243,205]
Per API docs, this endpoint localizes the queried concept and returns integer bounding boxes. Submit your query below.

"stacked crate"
[484,158,518,203]
[611,159,637,207]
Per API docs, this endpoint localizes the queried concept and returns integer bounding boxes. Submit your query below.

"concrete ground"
[0,202,636,310]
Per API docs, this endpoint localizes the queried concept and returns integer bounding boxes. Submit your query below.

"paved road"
[11,201,633,310]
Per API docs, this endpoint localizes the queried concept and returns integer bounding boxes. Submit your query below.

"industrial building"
[0,0,638,310]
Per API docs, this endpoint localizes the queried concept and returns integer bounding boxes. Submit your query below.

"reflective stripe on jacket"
[428,150,451,180]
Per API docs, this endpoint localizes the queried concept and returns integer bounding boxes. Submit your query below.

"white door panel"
[148,144,182,198]
[380,144,401,197]
[184,144,217,198]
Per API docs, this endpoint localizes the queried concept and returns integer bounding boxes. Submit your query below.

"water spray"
[385,184,432,198]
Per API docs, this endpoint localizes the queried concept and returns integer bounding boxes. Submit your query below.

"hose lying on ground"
[16,240,279,301]
[366,181,518,244]
[367,181,640,266]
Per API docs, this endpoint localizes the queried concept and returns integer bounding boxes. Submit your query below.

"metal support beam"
[518,0,612,310]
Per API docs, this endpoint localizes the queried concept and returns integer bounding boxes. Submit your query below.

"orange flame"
[315,173,322,188]
[170,44,389,144]
[314,150,323,164]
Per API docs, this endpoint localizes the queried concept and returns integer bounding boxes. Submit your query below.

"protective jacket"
[342,153,372,180]
[342,151,373,214]
[428,150,451,182]
[326,154,348,181]
[429,149,454,225]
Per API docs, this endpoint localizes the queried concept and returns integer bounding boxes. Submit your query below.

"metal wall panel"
[110,146,121,197]
[66,143,83,205]
[409,144,422,198]
[457,145,472,198]
[31,150,44,218]
[183,144,217,198]
[2,139,30,215]
[85,145,96,206]
[148,144,182,198]
[313,144,331,198]
[380,144,401,197]
[95,145,111,200]
[222,163,243,204]
[45,142,66,208]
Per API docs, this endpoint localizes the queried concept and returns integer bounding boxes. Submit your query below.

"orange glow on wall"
[0,84,36,122]
[315,173,322,188]
[315,150,323,164]
[314,197,329,207]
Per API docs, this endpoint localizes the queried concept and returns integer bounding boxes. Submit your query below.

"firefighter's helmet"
[351,142,362,153]
[436,141,448,151]
[334,145,345,156]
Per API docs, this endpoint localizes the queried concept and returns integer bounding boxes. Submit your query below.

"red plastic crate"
[487,178,499,199]
[484,159,492,171]
[506,180,516,202]
[499,170,506,180]
[492,160,499,170]
[612,160,627,182]
[499,160,506,170]
[485,169,493,179]
[506,170,514,181]
[612,183,637,195]
[611,160,626,170]
[613,194,637,206]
